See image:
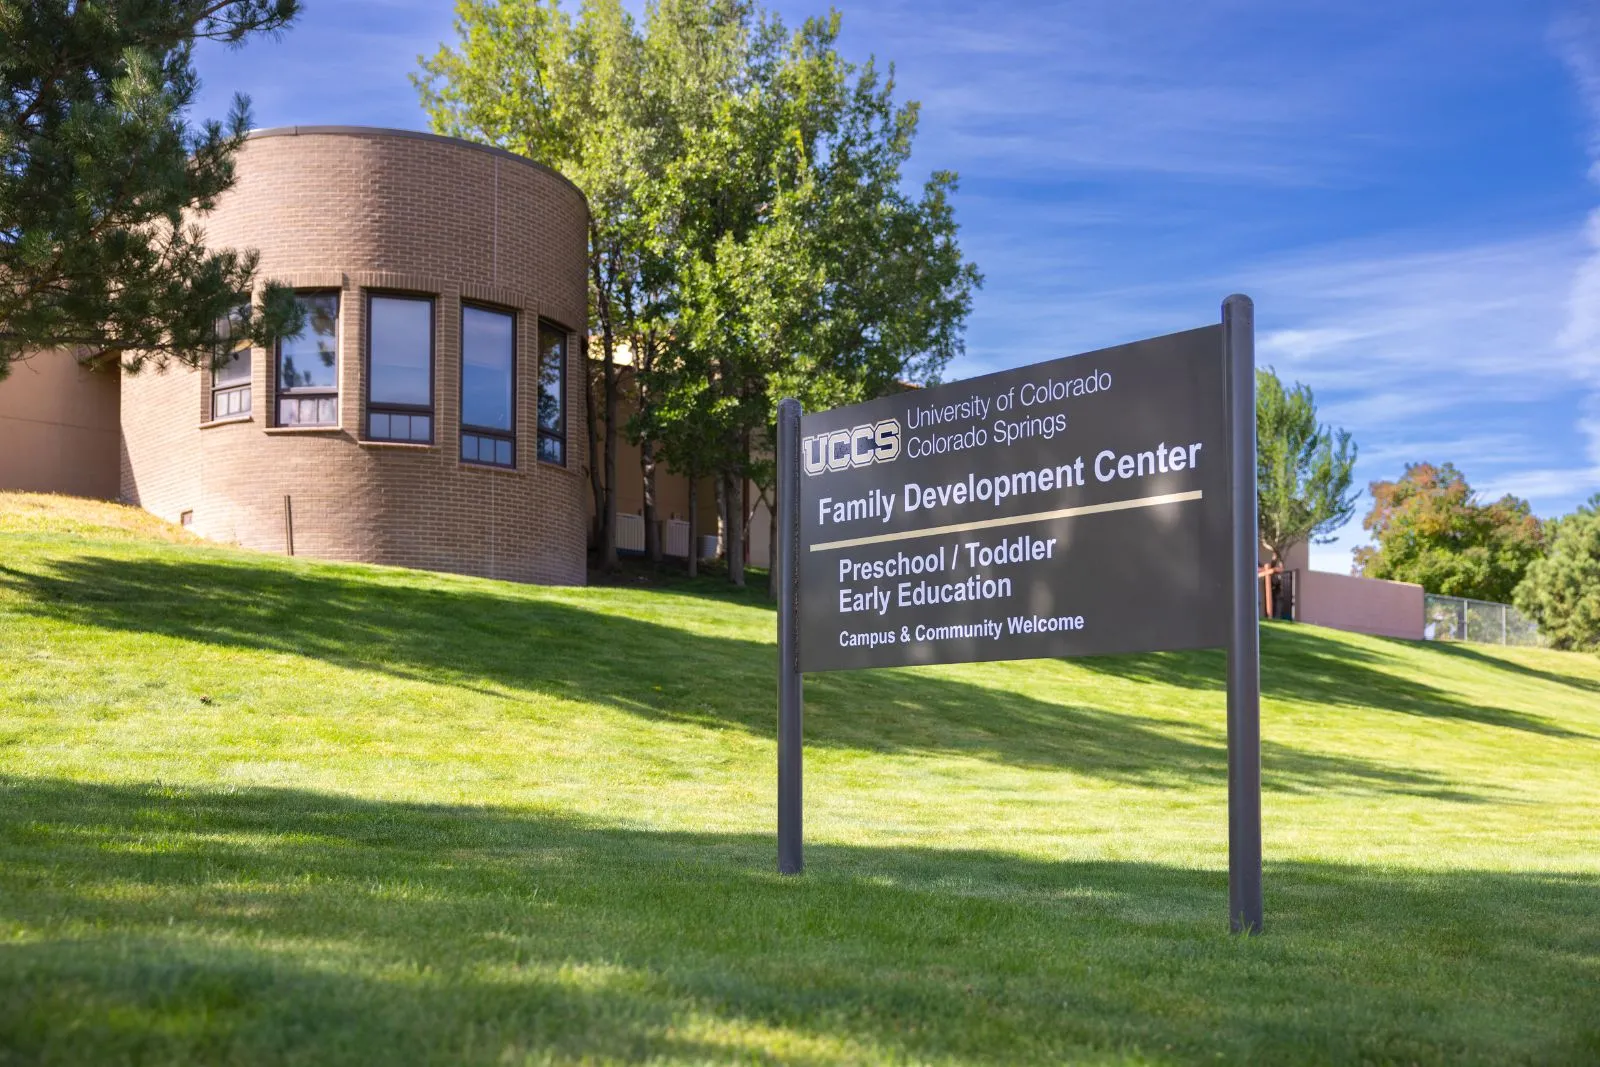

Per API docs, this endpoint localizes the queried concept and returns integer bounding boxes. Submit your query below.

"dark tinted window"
[461,432,514,468]
[462,306,513,432]
[538,320,566,465]
[461,305,514,467]
[276,292,339,427]
[214,347,251,387]
[368,295,432,407]
[277,292,339,392]
[212,303,252,420]
[367,294,433,443]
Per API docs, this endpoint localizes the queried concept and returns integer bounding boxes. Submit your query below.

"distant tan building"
[585,352,758,567]
[0,350,120,501]
[1,126,591,585]
[1261,538,1424,640]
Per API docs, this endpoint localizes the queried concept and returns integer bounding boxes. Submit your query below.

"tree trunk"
[636,331,661,565]
[714,474,727,566]
[740,472,751,567]
[720,473,732,572]
[766,485,778,600]
[740,430,753,571]
[591,228,619,573]
[599,326,619,572]
[687,475,699,579]
[724,468,745,588]
[583,344,603,550]
[641,438,660,564]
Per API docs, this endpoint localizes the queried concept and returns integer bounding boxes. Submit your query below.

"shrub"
[1513,496,1600,651]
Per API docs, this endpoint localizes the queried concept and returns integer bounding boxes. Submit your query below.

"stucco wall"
[0,350,120,500]
[1262,539,1309,572]
[1297,569,1424,640]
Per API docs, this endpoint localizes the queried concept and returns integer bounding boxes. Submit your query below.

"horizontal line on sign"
[808,490,1204,552]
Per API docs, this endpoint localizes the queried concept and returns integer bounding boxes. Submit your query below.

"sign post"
[775,297,1262,932]
[776,396,804,876]
[1223,294,1263,934]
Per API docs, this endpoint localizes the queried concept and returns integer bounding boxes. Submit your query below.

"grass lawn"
[1,491,1597,1065]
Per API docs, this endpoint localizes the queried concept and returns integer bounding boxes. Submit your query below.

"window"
[366,294,433,442]
[276,291,340,426]
[211,302,252,420]
[537,320,567,465]
[461,304,515,467]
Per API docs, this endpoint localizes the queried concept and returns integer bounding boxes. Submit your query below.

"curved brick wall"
[120,127,589,584]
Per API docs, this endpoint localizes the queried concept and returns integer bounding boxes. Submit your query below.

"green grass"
[1,492,1597,1065]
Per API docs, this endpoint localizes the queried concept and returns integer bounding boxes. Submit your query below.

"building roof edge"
[247,125,588,205]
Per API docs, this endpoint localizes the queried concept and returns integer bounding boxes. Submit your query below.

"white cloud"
[1553,11,1600,178]
[1476,10,1600,513]
[193,3,458,129]
[954,216,1600,573]
[1250,235,1587,387]
[832,0,1544,189]
[1256,223,1600,563]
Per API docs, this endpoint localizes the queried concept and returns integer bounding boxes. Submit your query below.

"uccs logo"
[802,419,901,476]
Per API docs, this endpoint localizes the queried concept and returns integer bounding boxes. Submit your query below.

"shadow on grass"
[1413,636,1600,695]
[0,776,1596,1066]
[0,553,1490,800]
[594,557,1595,743]
[588,556,773,602]
[1074,624,1594,741]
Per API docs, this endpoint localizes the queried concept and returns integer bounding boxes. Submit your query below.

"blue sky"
[193,0,1600,572]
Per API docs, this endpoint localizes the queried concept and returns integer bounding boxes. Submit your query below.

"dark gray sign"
[797,325,1229,672]
[777,298,1262,931]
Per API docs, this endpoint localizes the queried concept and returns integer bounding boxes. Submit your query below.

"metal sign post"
[1222,294,1263,934]
[775,298,1263,932]
[776,397,804,876]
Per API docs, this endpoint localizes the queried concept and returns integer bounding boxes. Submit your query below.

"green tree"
[1353,462,1544,602]
[1255,367,1358,572]
[0,0,303,380]
[637,337,737,579]
[620,0,747,567]
[659,10,979,588]
[418,0,695,571]
[1513,496,1600,650]
[418,0,978,587]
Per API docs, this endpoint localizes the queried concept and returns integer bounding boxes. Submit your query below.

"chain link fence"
[1423,594,1545,647]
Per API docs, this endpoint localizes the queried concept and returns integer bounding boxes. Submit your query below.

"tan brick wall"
[120,127,590,585]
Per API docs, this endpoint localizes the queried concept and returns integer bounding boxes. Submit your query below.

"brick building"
[1,126,592,584]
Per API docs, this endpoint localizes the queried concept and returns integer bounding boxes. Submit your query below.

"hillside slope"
[1,493,1597,1065]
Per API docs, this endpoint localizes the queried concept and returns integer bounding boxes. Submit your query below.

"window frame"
[536,318,568,467]
[274,289,342,428]
[363,290,436,444]
[210,301,253,422]
[459,301,517,470]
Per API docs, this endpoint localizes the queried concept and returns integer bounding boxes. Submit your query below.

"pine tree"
[1513,497,1599,650]
[0,0,302,380]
